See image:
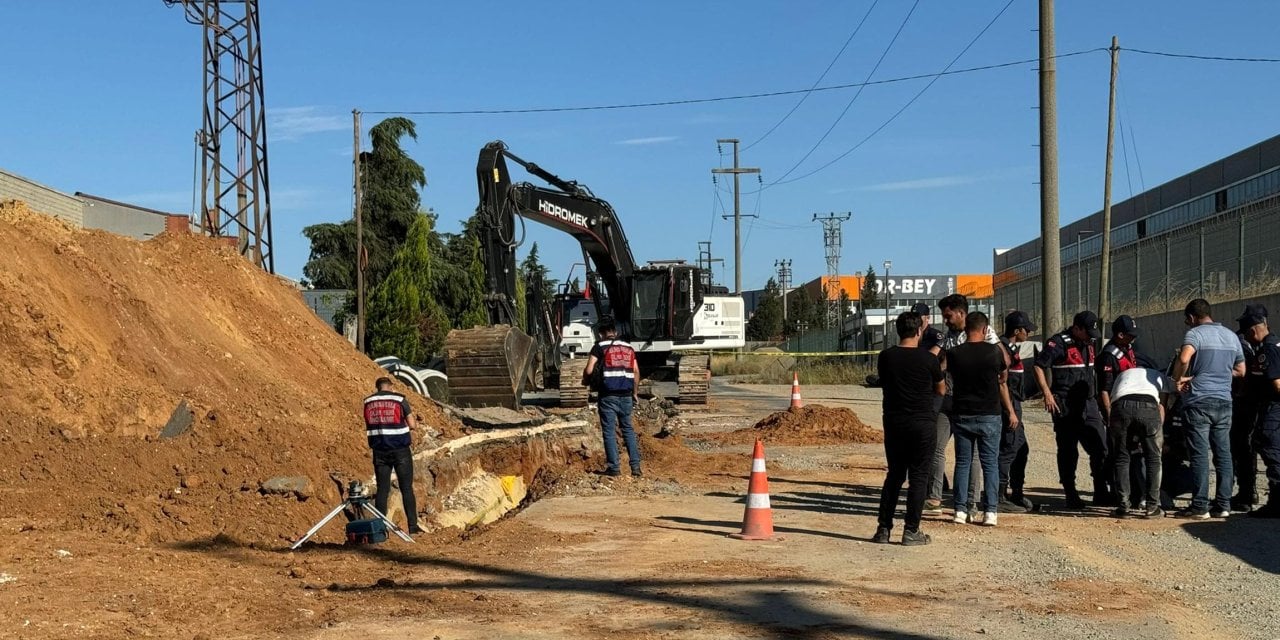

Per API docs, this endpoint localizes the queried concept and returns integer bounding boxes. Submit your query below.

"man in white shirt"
[1108,366,1173,518]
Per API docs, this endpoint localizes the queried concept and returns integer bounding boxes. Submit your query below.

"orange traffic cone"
[731,439,782,540]
[789,372,804,410]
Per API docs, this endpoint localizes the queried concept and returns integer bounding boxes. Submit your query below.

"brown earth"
[0,200,462,546]
[713,404,883,445]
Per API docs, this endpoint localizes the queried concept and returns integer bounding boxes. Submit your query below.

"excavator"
[442,141,745,410]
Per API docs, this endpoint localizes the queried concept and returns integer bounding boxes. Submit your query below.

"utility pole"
[775,259,793,321]
[696,241,724,291]
[1098,36,1120,323]
[353,109,366,353]
[1039,0,1062,332]
[814,212,852,329]
[712,139,760,295]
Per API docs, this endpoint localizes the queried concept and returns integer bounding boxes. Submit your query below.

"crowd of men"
[873,294,1280,546]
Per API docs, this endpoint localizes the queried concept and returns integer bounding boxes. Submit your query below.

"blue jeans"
[598,395,641,473]
[952,415,1002,513]
[1183,398,1234,512]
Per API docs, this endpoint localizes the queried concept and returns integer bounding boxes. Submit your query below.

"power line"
[743,0,881,151]
[764,0,1019,189]
[1124,48,1280,63]
[361,49,1102,116]
[769,0,922,185]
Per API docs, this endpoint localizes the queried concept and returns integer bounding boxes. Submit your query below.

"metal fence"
[996,193,1280,329]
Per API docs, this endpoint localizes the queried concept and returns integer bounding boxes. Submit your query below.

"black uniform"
[1235,332,1279,504]
[1252,341,1280,512]
[1034,330,1108,499]
[1097,340,1139,506]
[999,337,1030,501]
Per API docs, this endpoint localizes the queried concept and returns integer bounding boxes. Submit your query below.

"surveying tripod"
[290,481,415,550]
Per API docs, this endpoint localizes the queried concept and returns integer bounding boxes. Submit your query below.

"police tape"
[732,350,881,357]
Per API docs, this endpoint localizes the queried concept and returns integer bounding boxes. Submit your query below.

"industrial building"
[995,135,1280,329]
[1,168,192,238]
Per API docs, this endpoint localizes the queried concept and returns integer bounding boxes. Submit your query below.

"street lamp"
[883,260,892,348]
[1075,230,1094,311]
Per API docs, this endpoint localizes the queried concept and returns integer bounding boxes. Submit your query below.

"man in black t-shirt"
[874,311,946,546]
[948,312,1018,527]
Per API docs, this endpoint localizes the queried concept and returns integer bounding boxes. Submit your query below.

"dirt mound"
[724,404,883,445]
[0,200,462,544]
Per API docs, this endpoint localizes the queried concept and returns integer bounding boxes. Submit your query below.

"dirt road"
[4,382,1278,639]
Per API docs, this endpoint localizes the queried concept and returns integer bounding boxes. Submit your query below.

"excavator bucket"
[444,325,537,410]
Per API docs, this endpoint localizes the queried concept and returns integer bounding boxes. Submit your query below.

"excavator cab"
[629,263,703,344]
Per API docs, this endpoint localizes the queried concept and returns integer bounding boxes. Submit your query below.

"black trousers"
[1232,398,1262,501]
[1108,397,1162,506]
[878,416,938,532]
[1052,397,1109,493]
[999,401,1029,495]
[372,446,418,530]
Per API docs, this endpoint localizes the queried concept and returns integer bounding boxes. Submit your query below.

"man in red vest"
[362,377,423,533]
[582,317,643,477]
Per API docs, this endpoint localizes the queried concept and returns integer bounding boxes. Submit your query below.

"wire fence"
[997,193,1280,327]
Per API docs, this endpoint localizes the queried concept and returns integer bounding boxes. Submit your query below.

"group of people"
[873,294,1280,546]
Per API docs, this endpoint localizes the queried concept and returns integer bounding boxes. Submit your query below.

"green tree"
[861,264,880,310]
[366,214,450,363]
[784,288,821,337]
[520,242,558,303]
[746,278,784,341]
[302,117,426,291]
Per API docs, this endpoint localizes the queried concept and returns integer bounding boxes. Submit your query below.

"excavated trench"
[378,415,603,530]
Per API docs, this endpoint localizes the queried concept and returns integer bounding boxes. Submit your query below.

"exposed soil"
[715,404,883,445]
[0,200,462,546]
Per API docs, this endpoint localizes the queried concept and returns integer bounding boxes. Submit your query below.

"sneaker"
[1063,494,1087,510]
[923,499,944,514]
[1110,507,1130,519]
[1174,507,1210,520]
[1248,503,1280,519]
[872,527,892,544]
[1210,507,1231,519]
[631,468,643,478]
[1011,494,1036,511]
[1143,505,1165,519]
[979,511,997,527]
[1230,498,1255,513]
[407,525,426,535]
[901,529,932,546]
[952,510,969,524]
[999,498,1028,514]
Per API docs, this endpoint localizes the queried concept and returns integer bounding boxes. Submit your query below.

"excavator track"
[557,357,590,408]
[443,325,536,410]
[677,352,710,405]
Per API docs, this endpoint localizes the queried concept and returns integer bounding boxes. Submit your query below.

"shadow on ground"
[172,535,944,640]
[1182,519,1280,574]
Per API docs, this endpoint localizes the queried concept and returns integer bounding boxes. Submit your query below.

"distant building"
[1,168,191,237]
[995,134,1280,329]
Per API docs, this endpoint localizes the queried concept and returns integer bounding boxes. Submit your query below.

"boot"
[1092,477,1119,507]
[1063,486,1086,510]
[1250,484,1280,519]
[998,481,1027,513]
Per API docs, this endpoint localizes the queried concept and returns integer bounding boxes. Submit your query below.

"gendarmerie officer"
[362,377,423,534]
[1034,311,1109,509]
[1096,315,1140,507]
[1247,310,1280,518]
[999,311,1036,512]
[1233,304,1278,511]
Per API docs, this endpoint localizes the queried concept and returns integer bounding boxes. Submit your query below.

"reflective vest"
[363,391,411,450]
[1097,341,1138,395]
[595,339,637,395]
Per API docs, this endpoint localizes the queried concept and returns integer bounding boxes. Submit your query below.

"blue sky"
[3,1,1278,291]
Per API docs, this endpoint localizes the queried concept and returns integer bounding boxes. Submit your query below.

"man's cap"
[1240,313,1267,331]
[1111,314,1139,337]
[911,303,930,317]
[1003,310,1036,335]
[1239,304,1269,328]
[1073,310,1102,339]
